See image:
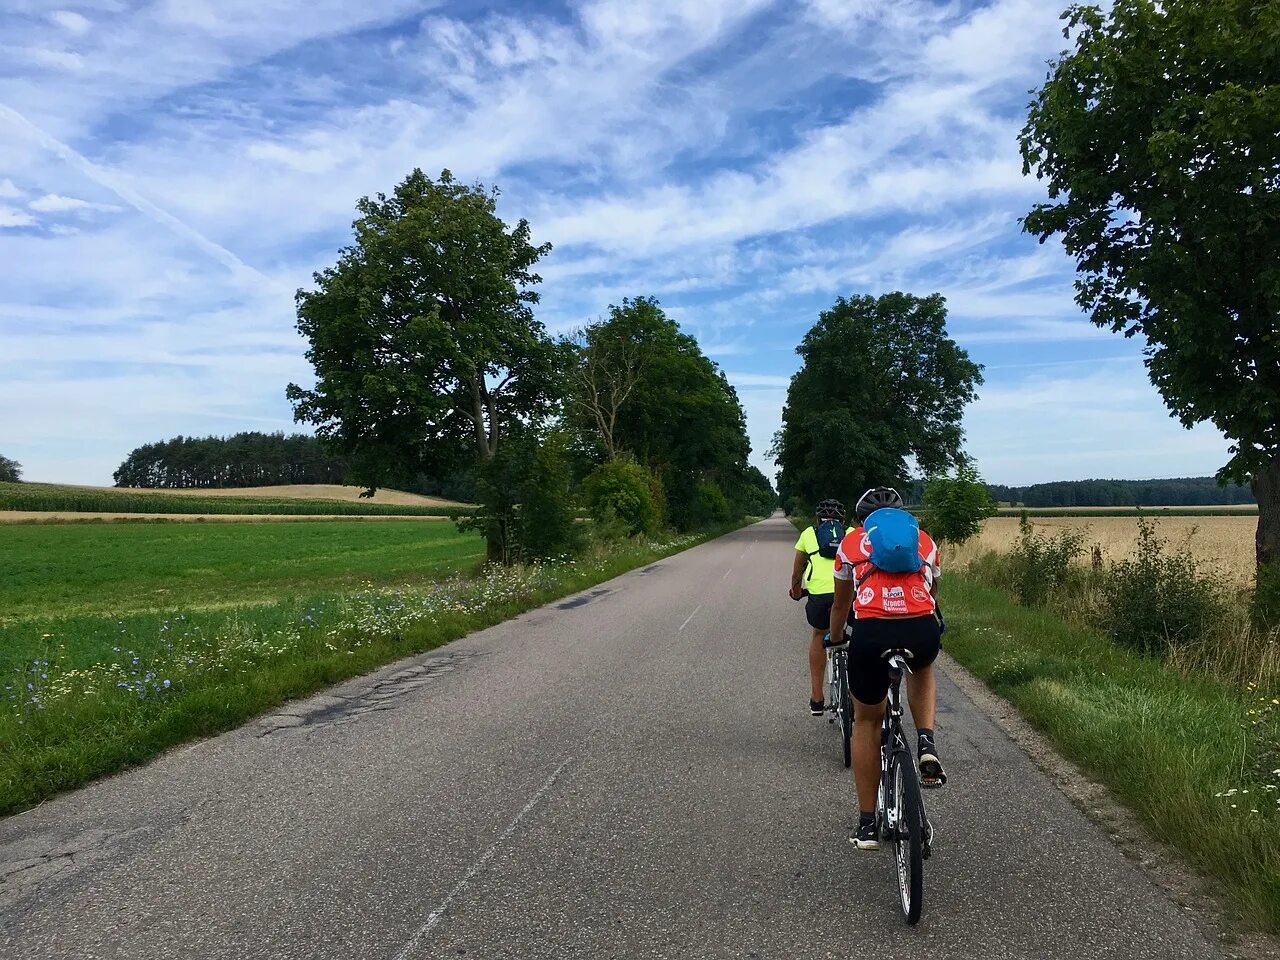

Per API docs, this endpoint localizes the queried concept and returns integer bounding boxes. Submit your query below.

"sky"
[0,0,1235,488]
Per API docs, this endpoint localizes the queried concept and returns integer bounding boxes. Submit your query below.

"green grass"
[941,573,1280,934]
[0,481,475,517]
[0,521,487,623]
[0,521,749,816]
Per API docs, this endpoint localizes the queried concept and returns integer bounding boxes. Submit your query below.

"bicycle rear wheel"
[838,656,853,768]
[891,749,924,925]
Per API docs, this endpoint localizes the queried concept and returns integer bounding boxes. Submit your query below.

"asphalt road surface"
[0,517,1224,959]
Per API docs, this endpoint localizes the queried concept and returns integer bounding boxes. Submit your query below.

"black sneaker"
[849,818,880,851]
[809,699,825,717]
[919,752,947,789]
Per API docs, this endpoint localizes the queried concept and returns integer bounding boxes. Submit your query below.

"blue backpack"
[813,519,845,560]
[863,508,923,573]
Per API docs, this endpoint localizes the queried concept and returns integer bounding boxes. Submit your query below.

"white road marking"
[679,604,702,632]
[393,756,576,958]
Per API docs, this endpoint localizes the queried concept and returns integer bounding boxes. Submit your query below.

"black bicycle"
[823,635,853,768]
[876,649,933,925]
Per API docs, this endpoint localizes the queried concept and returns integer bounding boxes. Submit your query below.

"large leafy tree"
[0,455,21,483]
[287,169,560,556]
[567,297,755,527]
[1019,1,1280,571]
[771,292,983,511]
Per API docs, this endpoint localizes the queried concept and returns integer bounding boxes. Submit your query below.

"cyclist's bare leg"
[906,664,947,786]
[853,698,886,813]
[809,628,826,703]
[905,665,936,731]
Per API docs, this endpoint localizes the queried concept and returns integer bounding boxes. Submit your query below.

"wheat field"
[944,515,1257,584]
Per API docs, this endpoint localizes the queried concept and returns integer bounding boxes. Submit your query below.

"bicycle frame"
[878,652,911,835]
[877,650,933,857]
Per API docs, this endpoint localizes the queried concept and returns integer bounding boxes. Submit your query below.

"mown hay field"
[945,515,1256,585]
[0,482,474,518]
[135,483,465,506]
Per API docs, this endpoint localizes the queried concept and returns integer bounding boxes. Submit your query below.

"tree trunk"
[1251,456,1280,625]
[1252,456,1280,572]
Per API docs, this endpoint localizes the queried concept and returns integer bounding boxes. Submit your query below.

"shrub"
[463,431,583,563]
[1101,518,1226,657]
[516,433,584,562]
[582,459,661,537]
[923,464,997,544]
[691,480,733,526]
[1005,513,1087,606]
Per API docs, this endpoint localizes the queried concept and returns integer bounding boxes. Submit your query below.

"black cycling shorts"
[848,615,941,705]
[805,592,834,631]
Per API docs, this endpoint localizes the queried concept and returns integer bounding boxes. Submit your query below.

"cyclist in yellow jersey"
[788,499,847,715]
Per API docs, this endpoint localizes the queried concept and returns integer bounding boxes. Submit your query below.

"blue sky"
[0,0,1234,487]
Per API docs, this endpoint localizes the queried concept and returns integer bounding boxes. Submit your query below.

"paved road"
[1,517,1222,959]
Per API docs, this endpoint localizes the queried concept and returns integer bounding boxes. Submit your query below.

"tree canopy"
[566,296,765,526]
[771,292,983,512]
[1019,0,1280,565]
[0,455,21,483]
[287,168,560,493]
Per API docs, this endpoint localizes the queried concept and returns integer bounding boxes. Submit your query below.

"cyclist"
[828,487,947,851]
[788,498,847,716]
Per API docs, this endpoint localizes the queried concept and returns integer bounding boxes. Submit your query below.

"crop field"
[994,505,1256,517]
[0,482,475,518]
[946,515,1256,584]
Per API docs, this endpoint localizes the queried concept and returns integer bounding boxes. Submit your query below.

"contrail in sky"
[0,102,271,289]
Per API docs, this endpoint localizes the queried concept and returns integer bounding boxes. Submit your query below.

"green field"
[0,482,475,517]
[0,521,485,624]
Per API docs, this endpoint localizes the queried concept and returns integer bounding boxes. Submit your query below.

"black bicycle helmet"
[854,487,903,522]
[815,498,845,522]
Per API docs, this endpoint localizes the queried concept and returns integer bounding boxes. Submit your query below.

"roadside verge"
[940,572,1280,943]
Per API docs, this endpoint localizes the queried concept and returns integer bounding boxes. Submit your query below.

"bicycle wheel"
[838,656,853,768]
[891,749,924,925]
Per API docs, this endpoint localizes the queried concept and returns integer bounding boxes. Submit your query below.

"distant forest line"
[984,477,1254,507]
[111,432,468,500]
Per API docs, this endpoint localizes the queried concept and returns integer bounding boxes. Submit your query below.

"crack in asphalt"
[255,651,492,735]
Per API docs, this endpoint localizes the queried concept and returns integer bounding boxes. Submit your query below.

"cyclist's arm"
[789,550,807,599]
[830,573,854,645]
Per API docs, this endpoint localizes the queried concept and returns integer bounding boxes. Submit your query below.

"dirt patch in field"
[0,512,451,524]
[945,515,1256,584]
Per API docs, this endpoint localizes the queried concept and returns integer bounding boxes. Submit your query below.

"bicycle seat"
[881,648,914,673]
[825,640,850,652]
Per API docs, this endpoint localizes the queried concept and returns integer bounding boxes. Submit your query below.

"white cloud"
[50,10,92,34]
[0,206,36,228]
[25,48,84,71]
[29,193,122,213]
[0,179,20,199]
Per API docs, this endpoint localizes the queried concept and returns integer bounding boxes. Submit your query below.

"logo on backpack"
[863,508,922,573]
[814,519,845,560]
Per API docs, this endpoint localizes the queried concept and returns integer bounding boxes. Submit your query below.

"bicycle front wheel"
[838,657,853,768]
[891,749,924,925]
